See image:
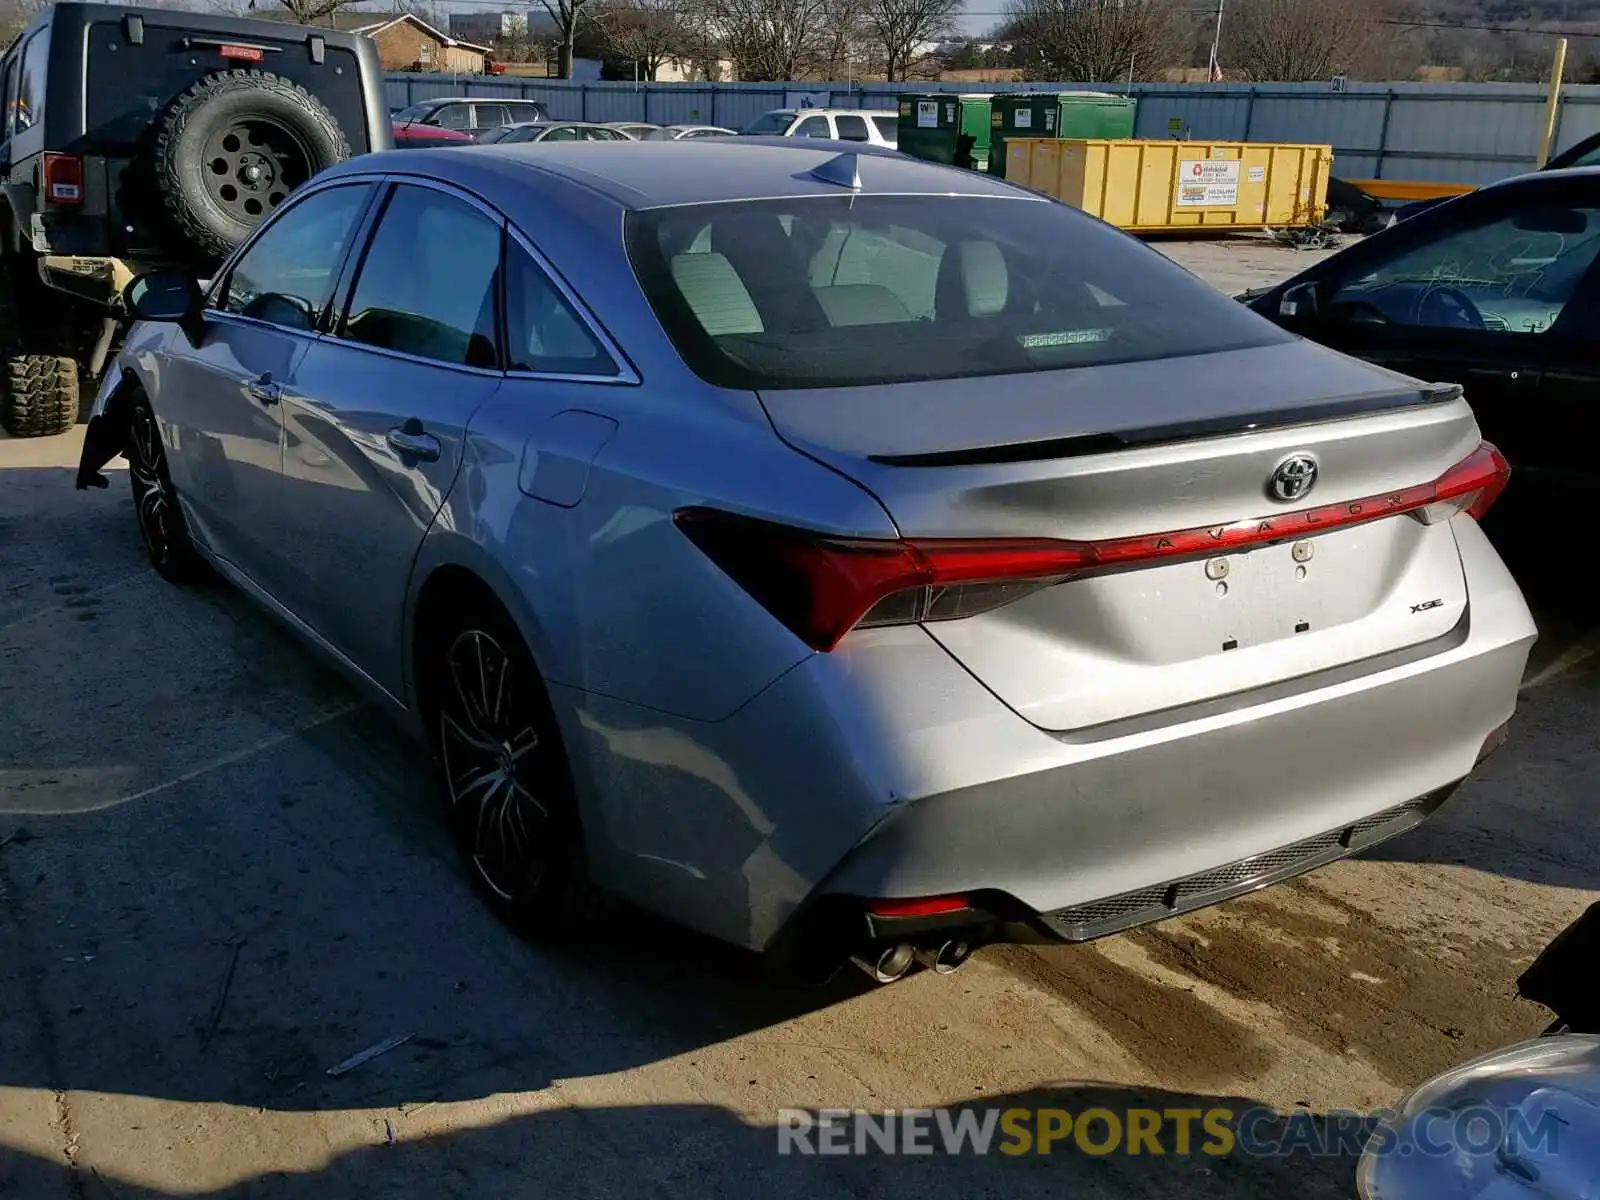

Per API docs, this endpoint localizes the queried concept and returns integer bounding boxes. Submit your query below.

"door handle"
[387,419,441,463]
[246,374,281,406]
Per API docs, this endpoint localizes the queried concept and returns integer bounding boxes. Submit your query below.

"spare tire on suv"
[155,68,353,259]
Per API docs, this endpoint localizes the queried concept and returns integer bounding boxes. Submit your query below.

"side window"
[1329,202,1600,334]
[343,186,502,368]
[12,30,46,134]
[505,242,617,375]
[872,115,897,142]
[835,115,869,142]
[474,103,509,129]
[542,125,580,141]
[433,103,471,131]
[0,55,14,139]
[221,184,373,331]
[793,115,829,138]
[506,103,543,123]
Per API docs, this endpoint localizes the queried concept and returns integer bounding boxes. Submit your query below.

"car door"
[276,180,506,697]
[471,102,509,134]
[155,181,377,594]
[1262,179,1600,492]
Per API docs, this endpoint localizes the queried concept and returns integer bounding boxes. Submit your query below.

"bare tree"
[0,0,46,48]
[1224,0,1390,80]
[1002,0,1189,82]
[862,0,960,80]
[539,0,597,78]
[813,0,869,80]
[697,0,828,81]
[271,0,354,26]
[594,0,693,79]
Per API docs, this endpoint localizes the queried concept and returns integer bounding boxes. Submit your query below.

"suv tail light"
[676,441,1511,652]
[42,153,84,205]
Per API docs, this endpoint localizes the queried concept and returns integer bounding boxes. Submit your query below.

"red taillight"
[676,440,1512,652]
[41,154,83,205]
[219,44,265,62]
[867,895,971,919]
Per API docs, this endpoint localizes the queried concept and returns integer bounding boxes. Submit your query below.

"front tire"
[127,391,202,582]
[427,606,588,936]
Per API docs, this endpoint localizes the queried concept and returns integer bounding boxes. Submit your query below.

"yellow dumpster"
[1005,139,1334,234]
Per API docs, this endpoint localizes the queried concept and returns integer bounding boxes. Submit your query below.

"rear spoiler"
[869,382,1465,468]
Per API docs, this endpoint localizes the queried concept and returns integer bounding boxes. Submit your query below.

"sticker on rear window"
[1020,329,1112,348]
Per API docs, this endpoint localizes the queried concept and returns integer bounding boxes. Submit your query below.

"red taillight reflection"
[676,440,1511,652]
[866,895,971,919]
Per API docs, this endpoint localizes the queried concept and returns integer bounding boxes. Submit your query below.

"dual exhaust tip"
[851,939,974,984]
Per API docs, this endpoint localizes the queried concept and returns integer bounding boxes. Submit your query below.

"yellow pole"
[1537,37,1568,167]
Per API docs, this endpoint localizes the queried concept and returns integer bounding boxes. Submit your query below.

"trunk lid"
[758,341,1485,732]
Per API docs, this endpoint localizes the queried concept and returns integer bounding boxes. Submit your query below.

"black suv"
[0,2,391,436]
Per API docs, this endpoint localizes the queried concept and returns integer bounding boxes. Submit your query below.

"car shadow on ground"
[0,1083,1367,1199]
[0,464,1590,1122]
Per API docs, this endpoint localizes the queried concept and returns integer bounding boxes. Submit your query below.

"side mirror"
[1277,280,1324,322]
[124,270,202,327]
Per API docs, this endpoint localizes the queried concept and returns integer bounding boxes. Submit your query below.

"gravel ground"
[2,236,1595,1198]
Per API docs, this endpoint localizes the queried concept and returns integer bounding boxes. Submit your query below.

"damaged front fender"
[75,369,137,491]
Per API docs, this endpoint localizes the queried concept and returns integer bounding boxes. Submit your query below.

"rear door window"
[626,194,1289,390]
[834,115,870,142]
[506,102,544,123]
[341,185,503,368]
[473,103,509,129]
[12,29,45,134]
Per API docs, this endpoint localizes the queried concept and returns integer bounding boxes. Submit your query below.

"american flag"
[1210,61,1225,82]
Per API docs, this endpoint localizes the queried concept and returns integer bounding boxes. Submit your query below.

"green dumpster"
[896,93,993,171]
[988,92,1137,178]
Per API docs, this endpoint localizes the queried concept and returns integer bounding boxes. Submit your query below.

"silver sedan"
[76,140,1535,982]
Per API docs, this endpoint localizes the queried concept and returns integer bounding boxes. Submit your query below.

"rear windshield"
[626,195,1290,390]
[742,111,793,135]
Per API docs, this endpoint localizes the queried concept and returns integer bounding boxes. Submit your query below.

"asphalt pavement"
[1,236,1596,1198]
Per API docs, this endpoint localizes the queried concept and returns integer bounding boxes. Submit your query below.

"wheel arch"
[405,533,561,725]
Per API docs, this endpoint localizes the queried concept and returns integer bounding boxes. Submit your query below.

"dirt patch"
[1132,882,1550,1087]
[992,941,1274,1090]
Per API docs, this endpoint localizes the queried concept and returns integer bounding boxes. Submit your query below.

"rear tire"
[423,603,589,937]
[155,69,352,259]
[1,355,77,438]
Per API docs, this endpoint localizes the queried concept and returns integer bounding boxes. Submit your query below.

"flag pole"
[1207,0,1225,81]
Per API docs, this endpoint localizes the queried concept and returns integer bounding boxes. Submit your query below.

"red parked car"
[390,121,475,149]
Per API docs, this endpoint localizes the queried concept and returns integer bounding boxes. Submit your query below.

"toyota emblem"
[1269,454,1318,503]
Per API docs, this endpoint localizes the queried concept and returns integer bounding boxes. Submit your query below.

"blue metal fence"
[385,74,1600,185]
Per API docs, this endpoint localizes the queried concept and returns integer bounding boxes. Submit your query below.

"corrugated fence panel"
[1554,97,1600,154]
[580,86,648,122]
[380,75,1600,182]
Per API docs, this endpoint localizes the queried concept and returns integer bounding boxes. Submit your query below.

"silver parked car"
[76,140,1534,982]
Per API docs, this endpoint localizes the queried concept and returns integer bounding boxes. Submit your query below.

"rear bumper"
[561,517,1534,953]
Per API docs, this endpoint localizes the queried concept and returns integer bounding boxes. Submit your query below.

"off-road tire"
[1,355,77,438]
[155,69,352,260]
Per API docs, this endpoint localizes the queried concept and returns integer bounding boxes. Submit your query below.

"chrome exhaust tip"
[851,942,916,984]
[916,939,974,975]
